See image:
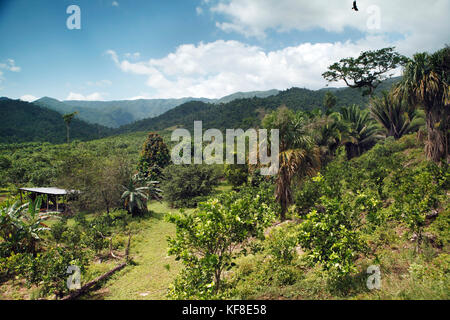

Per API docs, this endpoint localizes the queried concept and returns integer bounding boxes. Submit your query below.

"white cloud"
[127,94,152,100]
[107,38,399,99]
[86,79,112,87]
[124,52,141,59]
[112,1,119,7]
[66,92,106,101]
[208,0,449,54]
[20,94,37,102]
[0,59,21,73]
[105,1,448,100]
[196,7,204,15]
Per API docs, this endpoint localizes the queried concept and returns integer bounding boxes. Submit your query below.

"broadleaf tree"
[322,47,408,96]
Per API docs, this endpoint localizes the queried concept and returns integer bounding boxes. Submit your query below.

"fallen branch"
[61,232,133,300]
[61,262,126,300]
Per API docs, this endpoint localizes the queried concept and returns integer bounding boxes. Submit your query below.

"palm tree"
[121,174,162,216]
[340,105,383,159]
[394,48,450,162]
[370,91,424,139]
[263,106,321,221]
[309,112,350,163]
[62,112,79,144]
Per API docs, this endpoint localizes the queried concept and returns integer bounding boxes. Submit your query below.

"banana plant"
[0,197,59,254]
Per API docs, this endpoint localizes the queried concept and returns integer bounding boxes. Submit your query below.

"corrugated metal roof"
[19,187,77,195]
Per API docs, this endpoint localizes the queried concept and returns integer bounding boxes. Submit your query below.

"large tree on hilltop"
[322,47,408,96]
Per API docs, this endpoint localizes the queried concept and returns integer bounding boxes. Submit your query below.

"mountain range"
[1,77,400,144]
[33,90,280,128]
[116,77,401,134]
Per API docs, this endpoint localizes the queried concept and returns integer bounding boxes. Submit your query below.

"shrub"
[166,187,276,299]
[19,246,89,299]
[224,163,248,189]
[387,162,447,251]
[266,225,298,266]
[297,197,367,278]
[162,164,220,208]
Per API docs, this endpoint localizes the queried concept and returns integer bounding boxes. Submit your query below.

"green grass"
[84,201,194,300]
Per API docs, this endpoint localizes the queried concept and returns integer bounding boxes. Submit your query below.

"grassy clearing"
[84,201,193,300]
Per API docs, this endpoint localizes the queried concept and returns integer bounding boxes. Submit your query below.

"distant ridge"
[34,90,280,128]
[115,77,401,134]
[2,77,400,144]
[0,98,112,144]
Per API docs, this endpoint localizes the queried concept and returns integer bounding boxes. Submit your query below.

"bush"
[162,164,220,208]
[387,161,448,251]
[266,225,298,266]
[166,186,276,299]
[19,246,89,299]
[297,197,367,278]
[224,164,248,189]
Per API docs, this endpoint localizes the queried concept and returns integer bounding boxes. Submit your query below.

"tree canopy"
[322,47,408,96]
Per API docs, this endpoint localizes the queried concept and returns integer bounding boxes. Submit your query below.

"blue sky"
[0,0,448,101]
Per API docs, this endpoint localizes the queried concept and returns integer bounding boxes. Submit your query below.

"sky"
[0,0,448,101]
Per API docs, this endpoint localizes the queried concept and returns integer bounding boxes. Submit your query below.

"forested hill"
[0,99,113,144]
[33,90,280,128]
[116,77,401,133]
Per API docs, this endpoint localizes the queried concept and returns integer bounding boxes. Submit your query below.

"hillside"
[117,77,401,134]
[0,98,113,144]
[231,134,449,300]
[33,90,280,128]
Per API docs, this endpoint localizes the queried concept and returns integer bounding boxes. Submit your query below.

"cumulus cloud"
[104,1,447,99]
[66,92,106,101]
[207,0,449,54]
[106,38,400,99]
[0,59,20,84]
[0,59,21,72]
[20,94,37,102]
[112,1,119,7]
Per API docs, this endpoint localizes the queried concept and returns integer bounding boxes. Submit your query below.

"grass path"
[87,202,192,300]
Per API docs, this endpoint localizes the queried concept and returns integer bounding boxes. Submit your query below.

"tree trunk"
[66,123,70,144]
[425,106,447,163]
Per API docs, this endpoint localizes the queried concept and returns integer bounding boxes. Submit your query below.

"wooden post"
[20,190,22,203]
[47,195,49,211]
[56,196,58,212]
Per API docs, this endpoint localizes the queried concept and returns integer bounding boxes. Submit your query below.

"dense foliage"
[137,132,170,180]
[0,99,112,144]
[116,79,399,134]
[161,164,221,208]
[166,183,277,299]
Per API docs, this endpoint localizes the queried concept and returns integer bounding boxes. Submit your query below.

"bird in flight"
[352,1,359,11]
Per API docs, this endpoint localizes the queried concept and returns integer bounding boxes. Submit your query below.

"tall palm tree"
[394,48,450,162]
[263,107,321,221]
[370,91,424,139]
[62,111,79,144]
[340,105,383,159]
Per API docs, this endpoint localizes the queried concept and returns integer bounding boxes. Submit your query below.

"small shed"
[19,187,78,212]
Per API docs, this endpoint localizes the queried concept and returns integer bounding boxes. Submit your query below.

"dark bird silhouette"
[352,1,359,11]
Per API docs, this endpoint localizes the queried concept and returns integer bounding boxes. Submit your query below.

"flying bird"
[352,1,359,11]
